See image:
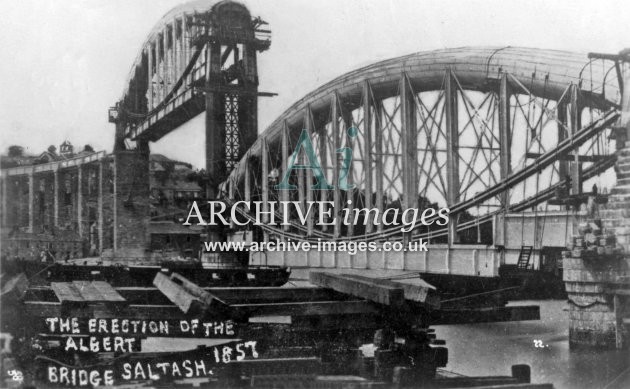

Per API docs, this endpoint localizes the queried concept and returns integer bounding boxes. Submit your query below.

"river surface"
[434,300,630,389]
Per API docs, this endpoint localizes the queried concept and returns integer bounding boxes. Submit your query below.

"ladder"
[517,246,533,270]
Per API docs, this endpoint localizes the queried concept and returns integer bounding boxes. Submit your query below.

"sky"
[1,0,629,169]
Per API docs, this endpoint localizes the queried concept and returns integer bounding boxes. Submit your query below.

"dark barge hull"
[2,259,291,287]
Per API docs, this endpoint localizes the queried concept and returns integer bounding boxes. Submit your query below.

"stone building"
[1,142,110,260]
[0,143,201,261]
[149,154,202,215]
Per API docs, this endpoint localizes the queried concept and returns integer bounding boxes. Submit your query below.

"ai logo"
[275,127,358,191]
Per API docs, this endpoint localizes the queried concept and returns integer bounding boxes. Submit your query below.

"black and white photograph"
[1,1,629,388]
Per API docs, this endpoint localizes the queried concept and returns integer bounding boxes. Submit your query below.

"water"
[435,300,630,389]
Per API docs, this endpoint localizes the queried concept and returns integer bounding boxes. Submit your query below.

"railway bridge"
[2,0,629,270]
[108,0,627,275]
[2,0,630,349]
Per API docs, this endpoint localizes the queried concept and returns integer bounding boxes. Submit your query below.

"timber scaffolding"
[1,271,547,388]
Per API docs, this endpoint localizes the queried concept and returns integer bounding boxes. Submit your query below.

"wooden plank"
[209,287,345,303]
[116,286,345,304]
[309,272,405,307]
[72,281,103,302]
[24,299,378,321]
[24,301,222,321]
[169,273,228,313]
[232,300,378,317]
[396,282,440,308]
[63,281,127,304]
[51,282,84,303]
[438,384,552,389]
[89,281,127,303]
[153,272,204,314]
[0,273,29,301]
[431,378,552,389]
[23,301,63,317]
[338,273,439,308]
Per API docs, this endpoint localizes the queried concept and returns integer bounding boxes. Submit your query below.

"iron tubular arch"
[223,47,620,241]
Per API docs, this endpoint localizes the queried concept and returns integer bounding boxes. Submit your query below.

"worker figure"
[586,184,599,220]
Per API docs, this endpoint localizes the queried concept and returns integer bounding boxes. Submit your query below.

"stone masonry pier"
[563,60,630,348]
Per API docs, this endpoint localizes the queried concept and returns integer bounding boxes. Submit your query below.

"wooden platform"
[7,271,552,388]
[50,281,126,305]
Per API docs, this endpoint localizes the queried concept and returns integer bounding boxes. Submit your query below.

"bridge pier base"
[562,61,630,349]
[563,145,630,349]
[111,148,150,258]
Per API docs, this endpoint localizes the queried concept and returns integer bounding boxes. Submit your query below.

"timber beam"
[310,271,404,307]
[22,299,378,321]
[309,271,439,309]
[153,272,229,315]
[114,286,348,305]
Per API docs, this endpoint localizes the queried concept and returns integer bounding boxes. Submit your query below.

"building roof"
[1,141,98,168]
[150,154,173,163]
[150,153,193,169]
[149,222,203,235]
